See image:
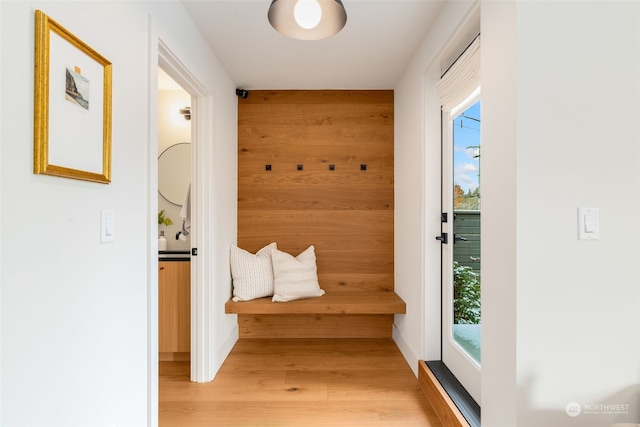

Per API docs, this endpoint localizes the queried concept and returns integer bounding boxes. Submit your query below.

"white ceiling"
[180,0,446,90]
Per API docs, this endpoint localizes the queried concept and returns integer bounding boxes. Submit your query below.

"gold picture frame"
[34,10,112,184]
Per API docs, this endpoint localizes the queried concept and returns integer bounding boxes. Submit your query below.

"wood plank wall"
[237,90,394,295]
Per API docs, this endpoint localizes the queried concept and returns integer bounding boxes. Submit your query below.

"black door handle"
[454,235,467,243]
[435,233,448,244]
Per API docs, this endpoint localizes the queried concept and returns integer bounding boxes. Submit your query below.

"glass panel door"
[441,96,481,404]
[452,100,481,364]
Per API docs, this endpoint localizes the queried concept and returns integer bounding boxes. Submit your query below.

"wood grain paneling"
[237,90,395,338]
[317,273,395,292]
[236,314,394,339]
[239,187,394,210]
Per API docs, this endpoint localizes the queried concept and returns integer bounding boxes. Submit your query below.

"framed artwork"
[34,9,112,184]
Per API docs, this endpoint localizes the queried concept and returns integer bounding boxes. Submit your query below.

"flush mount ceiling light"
[268,0,347,40]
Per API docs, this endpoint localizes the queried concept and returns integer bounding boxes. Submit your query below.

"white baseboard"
[212,324,238,377]
[393,323,419,377]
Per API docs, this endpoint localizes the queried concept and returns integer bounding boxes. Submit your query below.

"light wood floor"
[159,338,442,426]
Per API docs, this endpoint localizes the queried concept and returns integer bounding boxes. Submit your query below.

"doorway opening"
[155,38,218,386]
[157,67,192,366]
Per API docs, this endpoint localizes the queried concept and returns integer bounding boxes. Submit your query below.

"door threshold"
[419,360,480,427]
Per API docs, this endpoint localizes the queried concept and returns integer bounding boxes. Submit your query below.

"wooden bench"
[225,291,405,315]
[225,291,406,339]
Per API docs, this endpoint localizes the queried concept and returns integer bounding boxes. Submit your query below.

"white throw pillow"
[272,245,325,302]
[230,242,277,302]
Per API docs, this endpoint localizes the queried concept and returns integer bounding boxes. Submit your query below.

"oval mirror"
[158,142,190,205]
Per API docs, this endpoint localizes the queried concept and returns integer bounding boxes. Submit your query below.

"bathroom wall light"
[268,0,347,40]
[179,106,191,120]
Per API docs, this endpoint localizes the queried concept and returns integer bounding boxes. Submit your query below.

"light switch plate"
[101,209,115,243]
[578,207,599,240]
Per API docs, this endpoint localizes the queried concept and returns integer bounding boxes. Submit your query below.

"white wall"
[483,1,640,425]
[394,0,479,373]
[397,1,640,426]
[0,1,237,425]
[511,1,640,426]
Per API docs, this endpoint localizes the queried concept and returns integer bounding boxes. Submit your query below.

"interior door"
[440,94,482,404]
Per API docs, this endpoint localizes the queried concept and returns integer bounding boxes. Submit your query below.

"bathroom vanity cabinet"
[159,259,190,360]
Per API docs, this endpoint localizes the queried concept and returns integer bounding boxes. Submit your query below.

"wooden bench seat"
[225,291,406,315]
